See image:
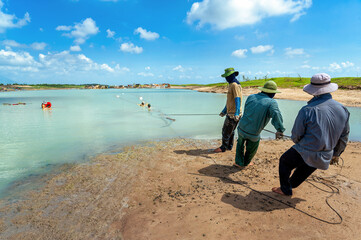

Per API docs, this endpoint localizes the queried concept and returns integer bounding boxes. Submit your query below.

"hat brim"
[258,87,281,93]
[303,83,338,96]
[221,71,239,78]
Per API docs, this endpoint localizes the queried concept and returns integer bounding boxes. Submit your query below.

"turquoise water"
[0,89,360,196]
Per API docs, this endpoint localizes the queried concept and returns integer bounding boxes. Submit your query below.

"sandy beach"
[172,86,361,108]
[1,138,360,239]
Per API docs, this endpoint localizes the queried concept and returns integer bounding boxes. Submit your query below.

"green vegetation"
[29,84,86,89]
[177,77,361,90]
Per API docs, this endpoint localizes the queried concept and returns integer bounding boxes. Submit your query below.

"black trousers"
[279,147,316,195]
[220,115,239,151]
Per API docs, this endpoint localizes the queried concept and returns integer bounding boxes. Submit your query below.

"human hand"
[275,132,284,139]
[330,156,339,165]
[233,115,240,121]
[219,112,226,117]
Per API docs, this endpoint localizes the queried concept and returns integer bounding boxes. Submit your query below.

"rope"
[263,128,292,139]
[167,113,219,116]
[190,172,343,225]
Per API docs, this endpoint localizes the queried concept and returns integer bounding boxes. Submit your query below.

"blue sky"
[0,0,361,85]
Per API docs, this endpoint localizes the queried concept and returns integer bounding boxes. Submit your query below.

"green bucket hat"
[221,67,239,78]
[258,80,281,93]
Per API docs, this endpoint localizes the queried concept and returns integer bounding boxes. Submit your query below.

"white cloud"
[120,42,143,54]
[341,61,354,68]
[100,63,114,72]
[115,64,130,72]
[234,35,245,41]
[70,45,82,52]
[250,45,274,54]
[138,72,154,77]
[329,62,341,71]
[56,25,72,31]
[0,1,30,33]
[231,49,247,58]
[134,27,159,40]
[173,65,184,72]
[106,29,115,38]
[2,40,47,50]
[186,0,312,30]
[145,66,151,70]
[56,18,99,44]
[31,42,47,50]
[285,47,305,57]
[0,49,38,66]
[2,40,26,48]
[0,49,130,82]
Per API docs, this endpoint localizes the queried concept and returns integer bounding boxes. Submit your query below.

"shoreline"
[172,85,361,108]
[1,138,361,239]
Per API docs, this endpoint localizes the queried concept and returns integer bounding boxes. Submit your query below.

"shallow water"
[0,89,360,197]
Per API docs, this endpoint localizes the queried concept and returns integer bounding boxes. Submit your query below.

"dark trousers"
[279,147,317,195]
[220,115,239,151]
[235,135,260,166]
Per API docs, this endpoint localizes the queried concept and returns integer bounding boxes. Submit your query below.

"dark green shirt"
[237,92,285,141]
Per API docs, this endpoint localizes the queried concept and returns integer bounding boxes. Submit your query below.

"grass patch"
[178,77,361,90]
[29,84,86,89]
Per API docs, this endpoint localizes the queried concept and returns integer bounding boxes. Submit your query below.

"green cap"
[221,67,239,78]
[258,80,281,93]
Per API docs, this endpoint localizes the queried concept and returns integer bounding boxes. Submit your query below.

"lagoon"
[0,89,360,197]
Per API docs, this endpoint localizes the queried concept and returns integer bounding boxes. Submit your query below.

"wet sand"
[1,138,360,239]
[172,86,361,108]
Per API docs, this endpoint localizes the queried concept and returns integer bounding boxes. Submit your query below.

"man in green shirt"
[214,68,242,153]
[235,81,285,167]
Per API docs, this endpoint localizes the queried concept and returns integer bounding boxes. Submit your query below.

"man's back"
[292,93,350,169]
[238,92,284,141]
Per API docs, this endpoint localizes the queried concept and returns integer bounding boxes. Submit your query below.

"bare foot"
[214,148,223,153]
[272,187,286,195]
[233,163,245,169]
[248,162,254,166]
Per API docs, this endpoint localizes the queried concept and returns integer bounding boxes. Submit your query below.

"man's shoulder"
[229,82,240,88]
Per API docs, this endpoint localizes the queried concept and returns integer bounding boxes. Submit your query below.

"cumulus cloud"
[106,29,115,38]
[186,0,312,30]
[70,45,82,52]
[2,40,26,48]
[134,27,159,40]
[115,65,130,72]
[30,42,47,50]
[328,61,355,72]
[145,66,151,70]
[2,40,47,50]
[329,62,341,71]
[0,0,30,33]
[341,61,354,68]
[0,49,131,82]
[231,49,247,58]
[285,47,305,57]
[0,49,39,66]
[250,45,274,54]
[120,42,143,54]
[56,18,99,44]
[173,65,184,72]
[100,63,114,72]
[56,25,72,31]
[138,72,154,77]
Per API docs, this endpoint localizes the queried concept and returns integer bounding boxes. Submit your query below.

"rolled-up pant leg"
[235,135,260,166]
[221,116,239,151]
[279,147,316,195]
